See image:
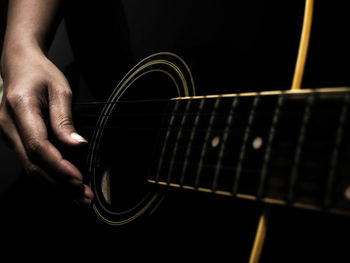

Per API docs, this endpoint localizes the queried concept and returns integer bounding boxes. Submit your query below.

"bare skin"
[0,0,94,204]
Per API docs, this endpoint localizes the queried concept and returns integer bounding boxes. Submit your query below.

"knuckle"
[55,87,72,100]
[6,90,28,110]
[25,163,53,185]
[25,163,40,176]
[55,115,73,129]
[26,138,43,158]
[62,89,72,99]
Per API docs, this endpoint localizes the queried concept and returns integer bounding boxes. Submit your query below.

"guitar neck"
[148,87,350,216]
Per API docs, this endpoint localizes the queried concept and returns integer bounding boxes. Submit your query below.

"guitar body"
[66,1,350,260]
[68,53,264,259]
[65,0,290,253]
[1,0,350,260]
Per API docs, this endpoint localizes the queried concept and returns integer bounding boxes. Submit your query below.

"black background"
[1,1,350,261]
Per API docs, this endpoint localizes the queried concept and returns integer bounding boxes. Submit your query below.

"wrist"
[0,36,45,80]
[3,31,43,55]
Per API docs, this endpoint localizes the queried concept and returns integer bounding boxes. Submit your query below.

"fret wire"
[324,92,350,208]
[155,100,180,182]
[194,98,221,188]
[287,93,315,203]
[233,95,260,194]
[179,99,205,186]
[212,96,239,192]
[257,94,285,199]
[166,99,192,184]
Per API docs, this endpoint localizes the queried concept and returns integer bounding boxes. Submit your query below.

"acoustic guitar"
[2,0,350,261]
[61,0,350,261]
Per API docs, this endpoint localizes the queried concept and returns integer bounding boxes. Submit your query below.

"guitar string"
[73,108,345,132]
[74,108,343,118]
[73,93,346,125]
[75,119,343,135]
[94,157,331,187]
[95,141,337,157]
[94,126,339,174]
[74,97,343,135]
[123,158,333,200]
[77,94,346,194]
[152,162,330,209]
[75,126,342,146]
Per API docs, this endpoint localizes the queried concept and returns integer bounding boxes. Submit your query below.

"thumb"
[49,84,87,146]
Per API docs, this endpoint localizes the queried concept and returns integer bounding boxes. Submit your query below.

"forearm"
[1,0,64,75]
[5,0,63,50]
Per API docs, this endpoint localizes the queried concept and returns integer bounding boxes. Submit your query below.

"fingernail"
[69,178,83,186]
[71,132,88,143]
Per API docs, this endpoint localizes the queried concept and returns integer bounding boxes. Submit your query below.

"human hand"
[0,45,94,205]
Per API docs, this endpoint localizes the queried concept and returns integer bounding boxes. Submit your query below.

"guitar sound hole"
[94,72,177,213]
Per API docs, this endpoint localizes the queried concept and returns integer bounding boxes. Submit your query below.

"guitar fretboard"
[148,88,350,216]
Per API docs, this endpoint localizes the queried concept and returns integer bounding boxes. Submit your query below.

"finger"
[0,114,56,186]
[9,95,83,184]
[75,184,94,205]
[48,82,88,146]
[2,121,90,200]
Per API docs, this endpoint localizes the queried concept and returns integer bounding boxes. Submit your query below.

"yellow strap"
[249,3,314,260]
[291,0,314,90]
[249,205,271,263]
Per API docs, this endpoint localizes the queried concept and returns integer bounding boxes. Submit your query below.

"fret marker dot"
[345,186,350,200]
[252,137,263,150]
[211,136,220,148]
